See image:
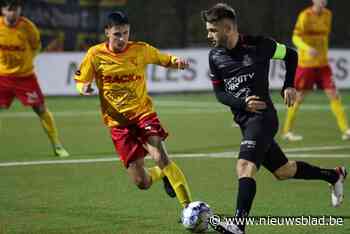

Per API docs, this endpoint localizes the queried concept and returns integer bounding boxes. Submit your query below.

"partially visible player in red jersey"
[0,0,69,157]
[74,11,192,210]
[282,0,350,141]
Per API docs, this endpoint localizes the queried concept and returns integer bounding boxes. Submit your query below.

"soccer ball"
[181,201,213,233]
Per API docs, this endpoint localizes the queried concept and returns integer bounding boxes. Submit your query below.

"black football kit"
[209,35,297,171]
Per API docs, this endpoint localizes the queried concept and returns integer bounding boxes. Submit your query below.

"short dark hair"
[0,0,23,8]
[201,3,237,24]
[105,11,129,29]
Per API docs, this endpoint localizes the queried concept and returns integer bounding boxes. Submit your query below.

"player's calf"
[127,160,152,190]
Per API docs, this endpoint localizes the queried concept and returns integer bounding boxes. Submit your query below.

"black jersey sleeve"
[255,36,298,96]
[280,47,297,96]
[255,36,278,60]
[209,51,247,111]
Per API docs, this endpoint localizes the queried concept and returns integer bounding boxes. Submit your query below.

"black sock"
[293,161,338,184]
[235,177,256,231]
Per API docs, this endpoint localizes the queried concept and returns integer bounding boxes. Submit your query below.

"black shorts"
[238,110,288,173]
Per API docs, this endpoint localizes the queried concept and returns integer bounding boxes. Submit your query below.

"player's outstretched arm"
[144,43,189,70]
[170,56,189,70]
[74,48,96,95]
[271,42,298,102]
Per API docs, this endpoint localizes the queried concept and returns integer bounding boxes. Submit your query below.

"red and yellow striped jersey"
[0,16,41,76]
[74,41,179,127]
[293,7,331,67]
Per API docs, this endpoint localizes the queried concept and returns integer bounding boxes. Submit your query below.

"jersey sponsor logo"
[224,72,255,91]
[0,44,25,52]
[233,87,251,98]
[103,74,142,83]
[103,88,138,112]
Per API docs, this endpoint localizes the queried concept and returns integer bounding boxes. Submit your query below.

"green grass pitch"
[0,91,349,233]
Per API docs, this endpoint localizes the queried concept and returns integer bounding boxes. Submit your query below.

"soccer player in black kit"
[202,3,347,234]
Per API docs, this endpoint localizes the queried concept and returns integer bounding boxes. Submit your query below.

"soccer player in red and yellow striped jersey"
[74,11,192,209]
[0,0,69,157]
[283,0,350,141]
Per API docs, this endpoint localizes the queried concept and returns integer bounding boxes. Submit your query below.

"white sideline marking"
[1,103,348,118]
[284,145,350,152]
[0,145,349,167]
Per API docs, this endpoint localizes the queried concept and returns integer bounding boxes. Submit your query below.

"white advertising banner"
[35,49,350,95]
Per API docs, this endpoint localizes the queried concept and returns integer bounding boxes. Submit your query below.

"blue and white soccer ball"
[181,201,213,233]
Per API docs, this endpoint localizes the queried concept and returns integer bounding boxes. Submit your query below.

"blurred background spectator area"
[19,0,350,51]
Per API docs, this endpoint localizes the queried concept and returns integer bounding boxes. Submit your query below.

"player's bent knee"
[274,161,297,180]
[134,177,151,190]
[236,159,257,178]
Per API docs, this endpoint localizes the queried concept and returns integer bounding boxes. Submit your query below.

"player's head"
[1,0,23,27]
[201,3,238,48]
[105,11,130,53]
[312,0,327,9]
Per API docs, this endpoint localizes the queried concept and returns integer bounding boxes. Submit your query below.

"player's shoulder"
[129,41,162,55]
[86,43,106,55]
[240,34,275,46]
[209,47,226,60]
[301,7,313,16]
[323,8,332,16]
[19,16,37,28]
[131,41,148,46]
[129,41,152,49]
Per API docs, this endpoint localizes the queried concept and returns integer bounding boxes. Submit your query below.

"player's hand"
[76,82,94,96]
[173,57,189,70]
[245,95,267,113]
[283,87,297,107]
[308,48,319,57]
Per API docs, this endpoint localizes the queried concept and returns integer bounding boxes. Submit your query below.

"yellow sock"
[163,161,192,207]
[148,166,164,183]
[40,110,61,146]
[283,102,300,134]
[330,98,349,133]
